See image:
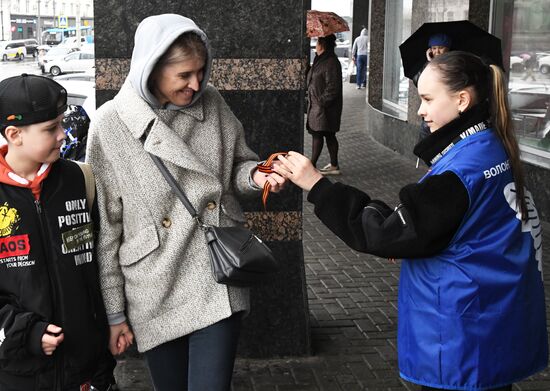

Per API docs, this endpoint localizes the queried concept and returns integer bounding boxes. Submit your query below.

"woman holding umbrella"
[306,34,343,175]
[275,51,548,391]
[305,10,348,175]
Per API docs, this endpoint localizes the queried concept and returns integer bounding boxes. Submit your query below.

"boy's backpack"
[76,162,95,211]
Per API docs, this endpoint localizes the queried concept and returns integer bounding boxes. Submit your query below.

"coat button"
[162,218,172,228]
[206,201,217,211]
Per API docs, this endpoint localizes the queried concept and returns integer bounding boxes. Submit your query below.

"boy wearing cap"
[0,74,115,390]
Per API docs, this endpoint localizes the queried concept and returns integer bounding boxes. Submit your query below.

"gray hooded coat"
[86,14,260,352]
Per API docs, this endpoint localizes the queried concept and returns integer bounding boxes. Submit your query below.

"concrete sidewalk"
[114,83,550,390]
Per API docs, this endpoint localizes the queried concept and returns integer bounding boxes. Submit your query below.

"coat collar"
[114,80,205,140]
[414,102,491,167]
[113,80,217,181]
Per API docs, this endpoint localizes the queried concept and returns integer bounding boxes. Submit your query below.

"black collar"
[414,103,492,167]
[312,50,336,65]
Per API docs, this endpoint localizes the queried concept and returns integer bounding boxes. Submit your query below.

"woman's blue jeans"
[144,312,242,391]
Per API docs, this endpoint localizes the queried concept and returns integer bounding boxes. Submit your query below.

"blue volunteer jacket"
[398,129,547,390]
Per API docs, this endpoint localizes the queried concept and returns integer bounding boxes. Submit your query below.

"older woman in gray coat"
[86,14,284,391]
[306,34,343,175]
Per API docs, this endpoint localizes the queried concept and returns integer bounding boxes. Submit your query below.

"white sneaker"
[319,164,341,175]
[356,86,361,89]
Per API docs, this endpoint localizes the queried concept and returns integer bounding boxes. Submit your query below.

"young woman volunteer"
[275,51,548,391]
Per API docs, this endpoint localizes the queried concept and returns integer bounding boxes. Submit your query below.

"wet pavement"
[113,82,550,391]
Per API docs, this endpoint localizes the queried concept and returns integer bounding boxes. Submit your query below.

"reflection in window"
[382,0,412,118]
[499,0,550,161]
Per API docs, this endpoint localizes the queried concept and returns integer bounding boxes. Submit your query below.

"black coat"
[0,160,113,390]
[306,51,343,133]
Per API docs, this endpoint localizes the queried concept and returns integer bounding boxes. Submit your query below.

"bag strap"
[139,135,205,226]
[76,162,95,211]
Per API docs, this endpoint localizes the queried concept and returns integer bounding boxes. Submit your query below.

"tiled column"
[367,0,385,108]
[93,1,310,357]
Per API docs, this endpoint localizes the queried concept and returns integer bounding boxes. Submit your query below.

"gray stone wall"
[93,0,311,357]
[367,0,385,109]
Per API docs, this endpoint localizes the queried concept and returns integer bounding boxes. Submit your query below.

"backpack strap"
[76,162,96,211]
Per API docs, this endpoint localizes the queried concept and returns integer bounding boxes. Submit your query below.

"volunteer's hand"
[109,321,134,355]
[42,324,64,355]
[274,151,323,191]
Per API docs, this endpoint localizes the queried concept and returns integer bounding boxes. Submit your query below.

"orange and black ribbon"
[256,152,287,210]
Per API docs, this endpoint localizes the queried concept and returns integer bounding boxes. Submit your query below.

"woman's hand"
[274,151,323,191]
[42,324,64,355]
[109,321,134,355]
[252,165,286,193]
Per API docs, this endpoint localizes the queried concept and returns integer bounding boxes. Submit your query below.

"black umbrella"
[399,20,503,80]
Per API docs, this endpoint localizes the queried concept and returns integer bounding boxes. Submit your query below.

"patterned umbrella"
[307,10,349,38]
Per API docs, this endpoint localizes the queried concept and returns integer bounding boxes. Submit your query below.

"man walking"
[352,28,368,89]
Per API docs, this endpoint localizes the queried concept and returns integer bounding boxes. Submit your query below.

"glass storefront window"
[382,0,412,118]
[494,0,550,166]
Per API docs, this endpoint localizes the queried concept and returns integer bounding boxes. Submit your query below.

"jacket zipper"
[34,197,64,391]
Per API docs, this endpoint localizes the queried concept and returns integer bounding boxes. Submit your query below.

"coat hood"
[128,14,212,110]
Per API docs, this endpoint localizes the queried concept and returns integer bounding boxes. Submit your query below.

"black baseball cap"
[0,74,67,127]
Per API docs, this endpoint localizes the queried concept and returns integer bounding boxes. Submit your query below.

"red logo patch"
[0,234,30,258]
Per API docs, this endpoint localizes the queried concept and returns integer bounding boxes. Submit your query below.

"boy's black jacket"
[0,159,112,390]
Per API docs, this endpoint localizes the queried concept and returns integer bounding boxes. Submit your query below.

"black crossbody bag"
[143,146,279,287]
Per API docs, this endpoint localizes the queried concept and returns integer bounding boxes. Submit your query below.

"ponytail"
[489,64,528,220]
[430,52,529,220]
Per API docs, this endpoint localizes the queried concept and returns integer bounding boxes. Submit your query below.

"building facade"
[0,0,93,42]
[366,0,550,221]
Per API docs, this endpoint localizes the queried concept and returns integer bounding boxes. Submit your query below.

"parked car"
[44,50,94,76]
[40,46,80,72]
[539,55,550,74]
[59,36,94,49]
[509,82,550,111]
[510,55,525,72]
[54,70,95,82]
[13,39,39,57]
[0,40,26,61]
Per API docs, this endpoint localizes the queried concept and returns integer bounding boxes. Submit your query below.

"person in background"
[425,32,451,61]
[417,33,453,142]
[86,14,284,391]
[352,28,369,89]
[307,34,343,175]
[0,74,115,391]
[521,51,538,82]
[276,51,548,391]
